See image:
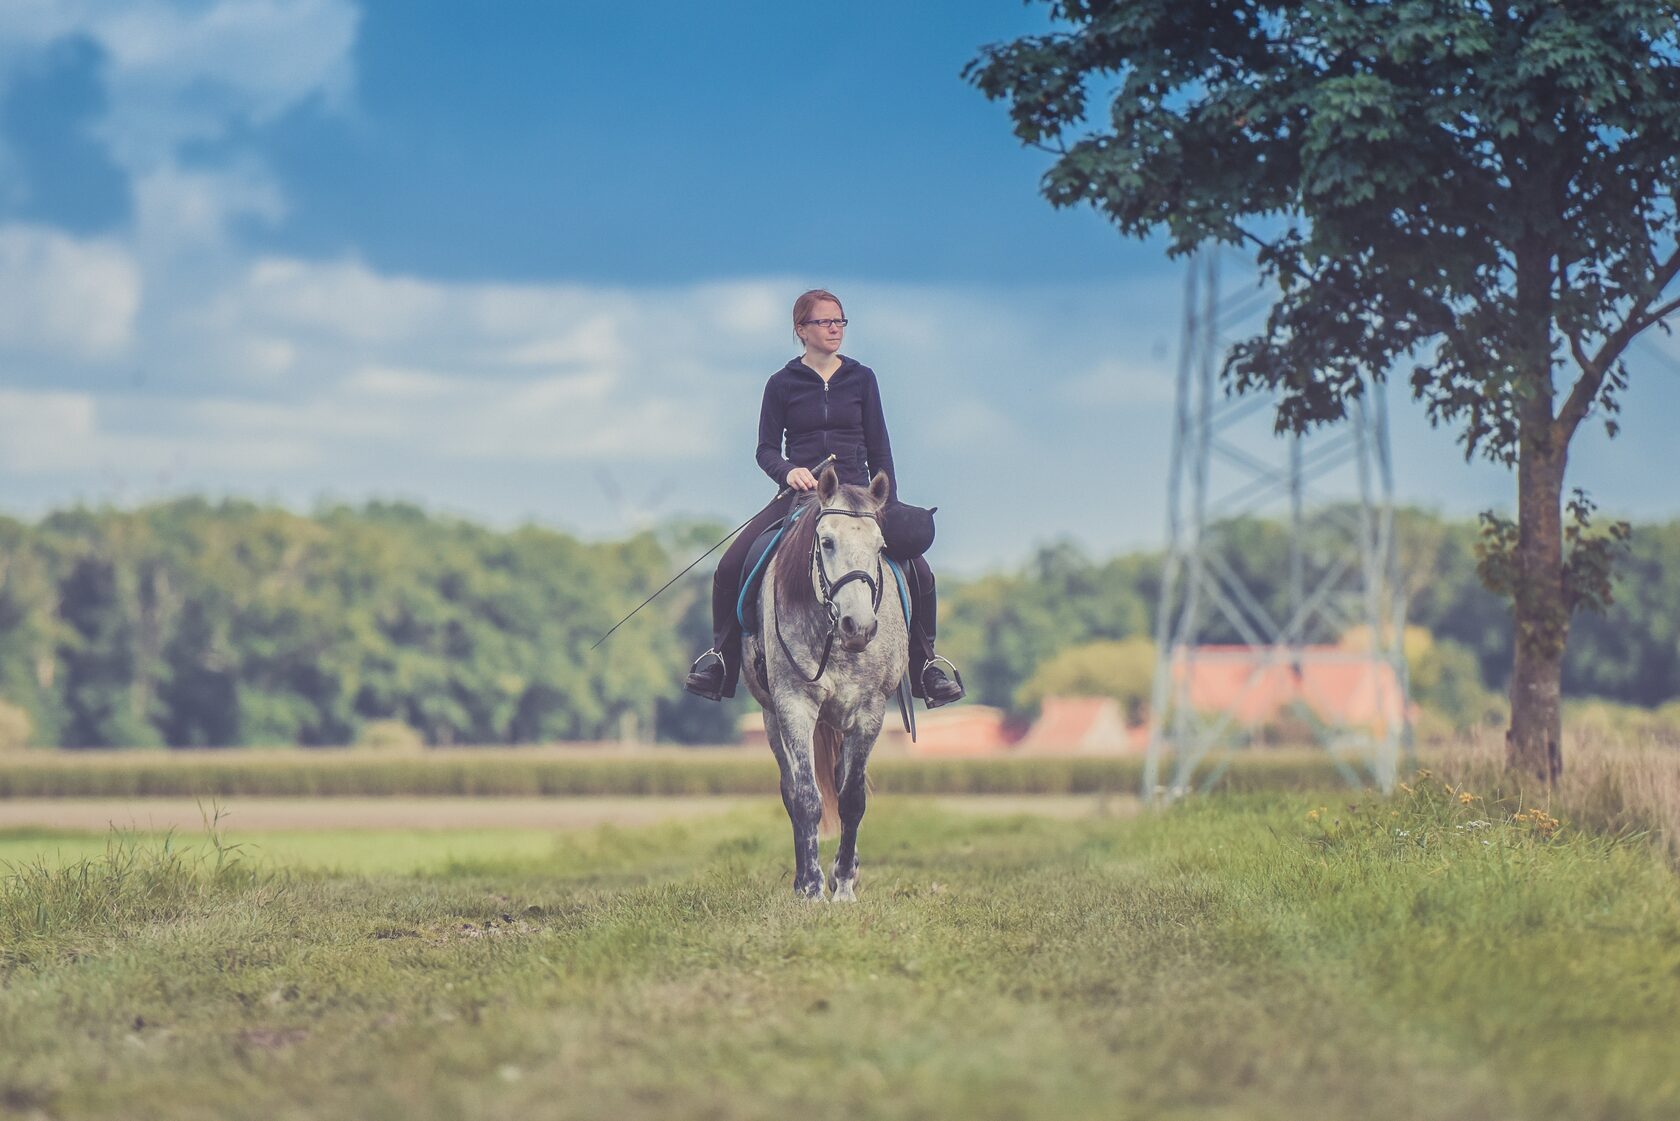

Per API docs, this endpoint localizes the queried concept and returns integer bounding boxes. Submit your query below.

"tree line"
[940,507,1680,729]
[0,498,734,749]
[0,498,1676,749]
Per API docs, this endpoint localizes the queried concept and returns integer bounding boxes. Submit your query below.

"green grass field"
[3,784,1678,1120]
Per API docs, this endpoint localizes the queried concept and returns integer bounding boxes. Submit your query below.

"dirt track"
[0,794,1135,833]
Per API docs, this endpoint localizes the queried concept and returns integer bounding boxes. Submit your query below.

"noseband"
[774,506,884,684]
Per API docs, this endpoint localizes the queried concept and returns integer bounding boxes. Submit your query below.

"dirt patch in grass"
[0,794,1133,834]
[0,797,758,833]
[235,1027,310,1050]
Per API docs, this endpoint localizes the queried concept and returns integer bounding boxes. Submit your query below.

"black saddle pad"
[737,517,788,635]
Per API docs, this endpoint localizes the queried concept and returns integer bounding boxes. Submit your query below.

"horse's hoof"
[832,879,857,902]
[794,881,826,903]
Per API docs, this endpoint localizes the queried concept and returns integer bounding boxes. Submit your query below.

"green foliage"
[940,509,1680,720]
[1409,637,1503,731]
[940,541,1153,710]
[1562,488,1633,616]
[355,719,424,752]
[1564,521,1680,701]
[1014,637,1155,719]
[5,498,1680,748]
[0,500,726,747]
[968,1,1680,459]
[0,700,31,752]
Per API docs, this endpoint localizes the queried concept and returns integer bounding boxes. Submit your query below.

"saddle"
[735,504,921,741]
[735,505,913,637]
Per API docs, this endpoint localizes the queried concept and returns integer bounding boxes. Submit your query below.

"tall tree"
[968,0,1680,779]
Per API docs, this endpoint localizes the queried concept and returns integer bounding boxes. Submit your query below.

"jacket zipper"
[822,379,830,458]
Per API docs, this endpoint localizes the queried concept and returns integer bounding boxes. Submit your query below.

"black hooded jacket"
[755,356,897,501]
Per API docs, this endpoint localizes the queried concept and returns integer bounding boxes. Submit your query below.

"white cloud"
[0,225,140,360]
[0,0,358,262]
[0,0,358,164]
[0,386,313,475]
[0,389,98,472]
[132,163,287,249]
[343,365,459,400]
[1056,357,1177,407]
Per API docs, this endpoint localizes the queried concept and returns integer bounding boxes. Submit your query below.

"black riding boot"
[684,646,731,701]
[905,556,965,708]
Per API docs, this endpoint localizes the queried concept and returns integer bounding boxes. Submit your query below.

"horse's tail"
[814,722,842,839]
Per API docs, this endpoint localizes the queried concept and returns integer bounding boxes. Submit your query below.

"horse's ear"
[868,471,891,508]
[817,465,840,502]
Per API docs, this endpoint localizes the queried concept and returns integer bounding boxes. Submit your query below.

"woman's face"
[797,300,846,356]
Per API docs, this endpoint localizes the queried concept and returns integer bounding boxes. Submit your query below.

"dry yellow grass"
[1432,728,1680,866]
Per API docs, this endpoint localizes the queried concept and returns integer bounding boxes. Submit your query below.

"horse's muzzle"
[837,613,878,653]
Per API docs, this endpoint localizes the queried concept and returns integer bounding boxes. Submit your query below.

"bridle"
[773,505,884,684]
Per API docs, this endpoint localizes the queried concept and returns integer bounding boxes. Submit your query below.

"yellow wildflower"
[1458,791,1475,805]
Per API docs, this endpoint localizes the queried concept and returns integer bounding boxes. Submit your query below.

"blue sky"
[1,0,1677,573]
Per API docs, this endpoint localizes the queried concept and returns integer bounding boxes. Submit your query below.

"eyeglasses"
[801,318,848,329]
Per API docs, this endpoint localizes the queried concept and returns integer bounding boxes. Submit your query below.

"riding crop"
[590,454,838,650]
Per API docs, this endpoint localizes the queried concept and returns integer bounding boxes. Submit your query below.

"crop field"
[3,777,1678,1121]
[0,747,1353,799]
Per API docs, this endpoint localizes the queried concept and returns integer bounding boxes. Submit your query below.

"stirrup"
[921,655,965,709]
[684,649,727,701]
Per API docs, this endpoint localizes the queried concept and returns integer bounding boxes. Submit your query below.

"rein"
[773,506,884,684]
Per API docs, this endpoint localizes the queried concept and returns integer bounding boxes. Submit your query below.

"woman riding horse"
[683,288,965,708]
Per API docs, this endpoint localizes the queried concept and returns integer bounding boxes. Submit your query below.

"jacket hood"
[782,354,859,378]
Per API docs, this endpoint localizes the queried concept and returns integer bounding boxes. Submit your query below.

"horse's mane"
[772,485,872,615]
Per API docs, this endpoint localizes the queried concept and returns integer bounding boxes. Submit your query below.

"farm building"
[735,644,1403,757]
[1171,645,1408,733]
[1016,696,1144,753]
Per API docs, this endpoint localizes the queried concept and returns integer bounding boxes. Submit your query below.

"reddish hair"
[792,289,844,341]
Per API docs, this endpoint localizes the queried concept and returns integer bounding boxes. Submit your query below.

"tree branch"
[1558,245,1680,441]
[1232,223,1318,287]
[1640,292,1680,331]
[1566,329,1591,372]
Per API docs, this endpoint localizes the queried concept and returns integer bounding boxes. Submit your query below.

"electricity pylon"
[1144,247,1411,801]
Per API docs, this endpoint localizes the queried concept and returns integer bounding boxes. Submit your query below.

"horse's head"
[776,467,893,658]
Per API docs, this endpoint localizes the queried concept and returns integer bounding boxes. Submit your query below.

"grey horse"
[742,466,908,901]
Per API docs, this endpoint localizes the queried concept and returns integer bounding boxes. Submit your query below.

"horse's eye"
[821,537,835,550]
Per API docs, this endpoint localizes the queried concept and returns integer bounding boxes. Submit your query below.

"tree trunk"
[1506,237,1567,783]
[1506,439,1566,782]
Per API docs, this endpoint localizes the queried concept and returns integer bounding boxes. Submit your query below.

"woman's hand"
[785,467,818,492]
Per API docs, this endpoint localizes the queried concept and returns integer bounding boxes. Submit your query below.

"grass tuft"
[0,804,276,968]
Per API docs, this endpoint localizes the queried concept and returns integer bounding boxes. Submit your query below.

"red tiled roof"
[1173,645,1405,730]
[896,706,1022,756]
[1019,696,1141,753]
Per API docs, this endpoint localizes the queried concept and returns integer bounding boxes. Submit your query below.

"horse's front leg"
[770,705,826,901]
[830,706,885,902]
